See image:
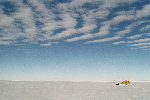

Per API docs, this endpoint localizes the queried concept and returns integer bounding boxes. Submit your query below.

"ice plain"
[0,80,150,100]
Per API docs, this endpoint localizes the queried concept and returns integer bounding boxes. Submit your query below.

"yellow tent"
[121,80,130,85]
[116,80,130,85]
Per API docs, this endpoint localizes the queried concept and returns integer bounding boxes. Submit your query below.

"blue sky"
[0,0,150,81]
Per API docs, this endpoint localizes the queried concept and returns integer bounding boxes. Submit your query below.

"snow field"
[0,81,150,100]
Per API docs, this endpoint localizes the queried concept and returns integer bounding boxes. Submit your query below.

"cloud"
[130,42,150,46]
[114,37,150,49]
[95,24,110,36]
[65,23,110,42]
[64,23,97,42]
[133,38,150,43]
[11,3,39,42]
[0,40,12,45]
[114,37,150,44]
[59,13,78,28]
[63,7,109,42]
[50,28,78,40]
[87,36,121,43]
[90,9,110,19]
[0,0,149,52]
[144,33,150,36]
[127,34,143,39]
[65,34,94,42]
[102,0,139,8]
[140,46,150,48]
[40,42,58,46]
[27,0,56,31]
[78,24,97,33]
[113,6,150,36]
[0,0,52,45]
[136,4,150,18]
[0,14,14,27]
[42,12,78,31]
[112,15,134,25]
[117,29,132,36]
[65,23,111,42]
[115,19,149,37]
[112,41,126,45]
[102,13,136,37]
[117,9,136,16]
[102,14,135,29]
[140,24,150,32]
[67,0,89,8]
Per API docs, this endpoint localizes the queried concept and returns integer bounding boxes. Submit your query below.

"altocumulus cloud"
[0,0,150,50]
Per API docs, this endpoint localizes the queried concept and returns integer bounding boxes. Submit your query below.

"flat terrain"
[0,81,150,100]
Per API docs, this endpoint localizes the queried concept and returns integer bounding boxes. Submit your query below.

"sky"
[0,0,150,82]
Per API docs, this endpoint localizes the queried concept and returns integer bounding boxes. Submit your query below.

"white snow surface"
[0,81,150,100]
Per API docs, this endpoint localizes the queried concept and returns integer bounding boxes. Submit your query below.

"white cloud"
[87,36,121,43]
[43,13,78,31]
[0,14,14,27]
[117,29,132,36]
[26,0,57,37]
[112,41,126,45]
[140,46,150,48]
[115,20,148,36]
[67,22,111,42]
[40,42,58,46]
[0,0,149,49]
[68,0,95,8]
[130,42,150,46]
[111,5,150,38]
[78,24,97,33]
[56,0,99,13]
[127,34,143,39]
[65,23,109,42]
[59,13,78,28]
[133,38,150,43]
[50,28,78,40]
[64,24,97,42]
[140,24,150,32]
[65,34,94,42]
[117,9,136,16]
[102,14,136,37]
[0,1,41,45]
[12,5,39,41]
[112,15,134,25]
[42,21,61,31]
[92,9,110,19]
[95,24,110,36]
[62,5,109,42]
[0,41,11,45]
[144,33,150,36]
[126,20,148,29]
[136,4,150,18]
[113,38,150,45]
[49,0,111,42]
[102,0,139,9]
[0,32,23,41]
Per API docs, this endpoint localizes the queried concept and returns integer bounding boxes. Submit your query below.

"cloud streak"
[87,36,121,43]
